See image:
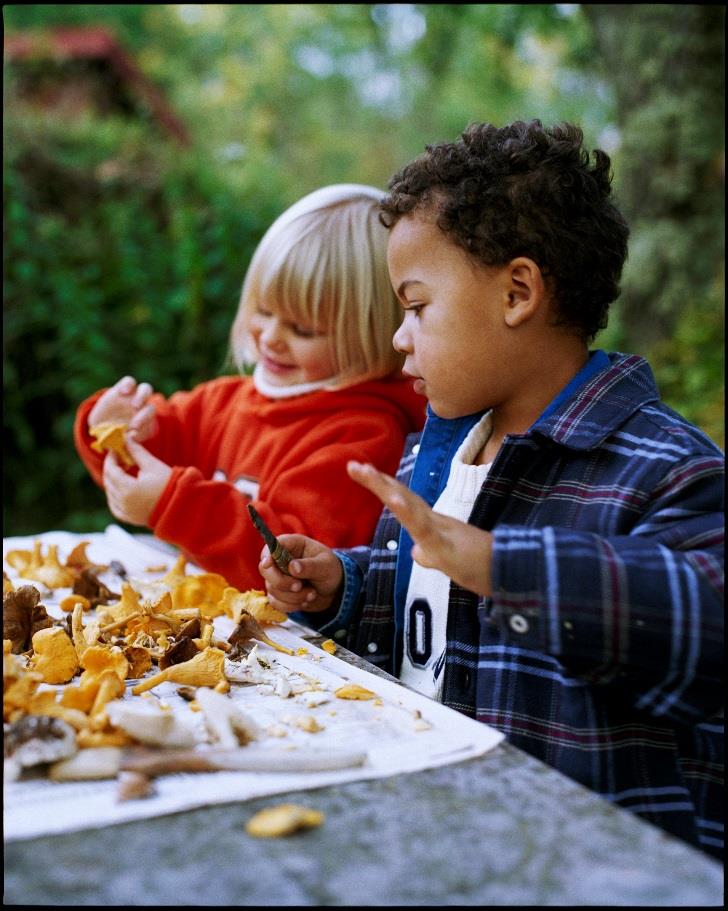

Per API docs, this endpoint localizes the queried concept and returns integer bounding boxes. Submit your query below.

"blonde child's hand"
[258,534,344,614]
[347,460,494,597]
[102,435,172,527]
[88,375,157,442]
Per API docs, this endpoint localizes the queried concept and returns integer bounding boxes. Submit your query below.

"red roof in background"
[4,26,190,145]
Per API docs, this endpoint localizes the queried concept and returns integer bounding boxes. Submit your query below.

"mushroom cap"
[30,627,80,684]
[19,544,76,589]
[172,573,228,618]
[221,587,286,625]
[79,644,129,682]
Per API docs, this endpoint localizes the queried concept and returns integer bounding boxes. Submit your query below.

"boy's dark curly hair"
[380,120,629,341]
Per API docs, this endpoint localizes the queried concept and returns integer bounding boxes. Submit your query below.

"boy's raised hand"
[258,534,344,614]
[347,461,494,597]
[102,435,172,527]
[88,375,157,442]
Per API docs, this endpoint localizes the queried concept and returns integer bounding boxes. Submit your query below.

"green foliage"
[3,104,282,535]
[645,279,725,450]
[584,4,724,450]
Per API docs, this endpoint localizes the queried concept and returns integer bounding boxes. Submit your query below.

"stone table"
[4,637,723,906]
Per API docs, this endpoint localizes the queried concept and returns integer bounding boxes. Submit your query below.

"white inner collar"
[251,362,341,399]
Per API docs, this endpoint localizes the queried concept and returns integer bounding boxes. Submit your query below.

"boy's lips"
[404,370,426,396]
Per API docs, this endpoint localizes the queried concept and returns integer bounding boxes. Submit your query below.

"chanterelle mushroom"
[19,544,76,589]
[221,587,287,625]
[29,626,80,684]
[60,644,129,713]
[131,646,227,695]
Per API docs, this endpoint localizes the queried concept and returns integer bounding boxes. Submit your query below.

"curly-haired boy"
[260,121,724,860]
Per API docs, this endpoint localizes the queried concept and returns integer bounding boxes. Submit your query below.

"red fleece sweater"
[74,374,426,590]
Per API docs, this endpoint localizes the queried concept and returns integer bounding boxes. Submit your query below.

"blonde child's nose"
[392,323,410,353]
[261,318,287,348]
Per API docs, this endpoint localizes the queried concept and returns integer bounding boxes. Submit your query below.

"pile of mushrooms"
[3,543,313,799]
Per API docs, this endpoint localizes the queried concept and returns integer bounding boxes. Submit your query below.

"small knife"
[247,503,293,575]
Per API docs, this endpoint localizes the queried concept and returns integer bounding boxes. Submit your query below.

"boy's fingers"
[347,460,399,500]
[266,591,312,613]
[288,552,330,581]
[348,460,437,546]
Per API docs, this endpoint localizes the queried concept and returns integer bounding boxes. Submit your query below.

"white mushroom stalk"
[194,686,262,747]
[105,699,198,748]
[48,745,368,780]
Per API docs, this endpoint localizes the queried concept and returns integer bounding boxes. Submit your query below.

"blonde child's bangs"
[231,196,404,381]
[259,229,333,330]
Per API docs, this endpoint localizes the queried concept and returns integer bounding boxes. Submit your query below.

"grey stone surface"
[4,639,723,906]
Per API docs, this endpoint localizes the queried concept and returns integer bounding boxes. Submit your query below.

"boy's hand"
[347,461,494,597]
[88,375,157,442]
[258,534,344,614]
[102,435,172,527]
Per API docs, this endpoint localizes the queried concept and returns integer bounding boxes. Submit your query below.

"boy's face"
[387,212,517,419]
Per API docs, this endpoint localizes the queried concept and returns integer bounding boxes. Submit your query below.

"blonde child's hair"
[230,184,404,385]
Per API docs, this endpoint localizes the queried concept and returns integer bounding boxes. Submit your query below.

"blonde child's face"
[388,212,518,419]
[249,307,338,387]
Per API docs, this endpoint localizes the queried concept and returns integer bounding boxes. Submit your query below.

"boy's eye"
[291,323,316,338]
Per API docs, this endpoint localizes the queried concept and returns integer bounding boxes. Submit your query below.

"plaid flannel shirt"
[308,352,724,859]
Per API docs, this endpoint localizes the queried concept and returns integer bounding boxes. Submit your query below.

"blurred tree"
[583,3,724,444]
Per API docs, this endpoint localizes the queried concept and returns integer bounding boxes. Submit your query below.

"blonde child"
[74,184,426,589]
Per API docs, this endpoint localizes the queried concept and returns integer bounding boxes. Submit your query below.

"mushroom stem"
[99,612,141,635]
[130,666,172,694]
[120,746,367,776]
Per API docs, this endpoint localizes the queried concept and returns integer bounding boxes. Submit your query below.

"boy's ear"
[503,257,546,328]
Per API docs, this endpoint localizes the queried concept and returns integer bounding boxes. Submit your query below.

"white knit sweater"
[399,411,493,699]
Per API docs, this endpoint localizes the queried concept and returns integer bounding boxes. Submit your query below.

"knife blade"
[247,503,293,575]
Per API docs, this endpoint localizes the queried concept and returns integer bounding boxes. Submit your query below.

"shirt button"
[334,629,347,640]
[462,670,471,689]
[367,642,378,654]
[386,539,398,551]
[411,443,420,455]
[509,614,529,634]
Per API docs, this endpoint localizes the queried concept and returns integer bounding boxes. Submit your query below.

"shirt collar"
[530,351,661,449]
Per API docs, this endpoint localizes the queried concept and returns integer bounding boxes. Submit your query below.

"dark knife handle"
[247,504,293,574]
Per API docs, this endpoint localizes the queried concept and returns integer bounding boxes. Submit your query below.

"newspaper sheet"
[3,525,503,842]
